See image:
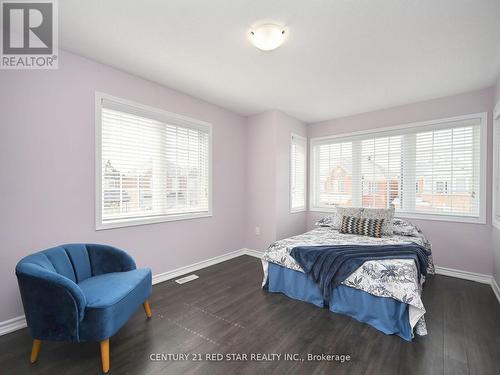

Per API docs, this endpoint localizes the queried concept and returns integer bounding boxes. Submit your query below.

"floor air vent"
[175,274,199,284]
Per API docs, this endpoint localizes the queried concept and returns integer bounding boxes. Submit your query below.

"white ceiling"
[60,0,500,123]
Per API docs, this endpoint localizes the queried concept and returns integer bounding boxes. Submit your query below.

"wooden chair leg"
[143,300,152,319]
[100,339,110,373]
[30,339,42,363]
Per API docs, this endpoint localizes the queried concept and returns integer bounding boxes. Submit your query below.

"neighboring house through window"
[96,93,212,229]
[310,113,486,223]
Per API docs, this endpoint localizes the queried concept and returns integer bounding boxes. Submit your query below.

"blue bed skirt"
[267,262,412,341]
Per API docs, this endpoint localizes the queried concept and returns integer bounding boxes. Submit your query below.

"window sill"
[96,212,212,230]
[394,212,486,225]
[309,206,336,213]
[309,207,486,225]
[290,207,306,214]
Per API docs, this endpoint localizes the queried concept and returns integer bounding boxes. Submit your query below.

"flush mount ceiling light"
[249,24,286,51]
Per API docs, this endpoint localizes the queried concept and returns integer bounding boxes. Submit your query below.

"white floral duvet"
[261,219,434,336]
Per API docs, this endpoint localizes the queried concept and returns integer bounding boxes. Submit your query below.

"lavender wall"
[246,111,278,250]
[245,110,307,251]
[307,88,495,275]
[0,51,248,323]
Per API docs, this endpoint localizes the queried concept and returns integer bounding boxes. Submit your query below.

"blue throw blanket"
[290,243,430,300]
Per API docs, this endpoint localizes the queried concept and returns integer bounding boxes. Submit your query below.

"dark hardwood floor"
[1,255,499,375]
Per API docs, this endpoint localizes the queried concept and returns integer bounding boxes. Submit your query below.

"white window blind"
[290,134,307,211]
[361,136,402,209]
[96,94,211,229]
[311,114,485,222]
[316,141,353,207]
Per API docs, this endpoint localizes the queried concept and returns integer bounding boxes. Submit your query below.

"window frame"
[492,101,500,229]
[309,112,488,224]
[95,92,213,230]
[290,133,307,213]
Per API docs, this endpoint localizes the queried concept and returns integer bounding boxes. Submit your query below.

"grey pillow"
[315,206,364,230]
[359,206,395,235]
[315,206,394,235]
[337,206,365,221]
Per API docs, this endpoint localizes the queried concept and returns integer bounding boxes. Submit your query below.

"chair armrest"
[86,244,137,276]
[16,264,86,342]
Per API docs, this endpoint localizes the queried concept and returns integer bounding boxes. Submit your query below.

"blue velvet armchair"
[16,244,152,373]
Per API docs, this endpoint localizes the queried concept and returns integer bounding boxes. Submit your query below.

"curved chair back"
[17,244,91,284]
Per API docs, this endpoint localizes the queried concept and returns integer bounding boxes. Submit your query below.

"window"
[310,113,486,223]
[316,141,353,207]
[290,134,307,212]
[361,136,402,209]
[333,180,345,193]
[96,93,212,229]
[493,103,500,228]
[435,181,449,195]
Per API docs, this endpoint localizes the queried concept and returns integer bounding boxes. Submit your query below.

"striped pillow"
[340,216,384,238]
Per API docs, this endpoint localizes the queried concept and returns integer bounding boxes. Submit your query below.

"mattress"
[261,220,434,337]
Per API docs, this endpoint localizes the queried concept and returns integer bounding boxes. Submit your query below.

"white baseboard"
[152,248,246,285]
[2,251,497,336]
[0,315,27,336]
[241,248,264,259]
[152,248,263,285]
[434,266,492,284]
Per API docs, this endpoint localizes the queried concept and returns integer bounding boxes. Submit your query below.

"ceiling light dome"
[249,24,286,51]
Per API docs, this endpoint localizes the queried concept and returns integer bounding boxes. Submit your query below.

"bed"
[261,217,434,341]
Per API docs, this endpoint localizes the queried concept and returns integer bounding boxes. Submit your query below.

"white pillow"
[336,206,365,221]
[315,211,339,229]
